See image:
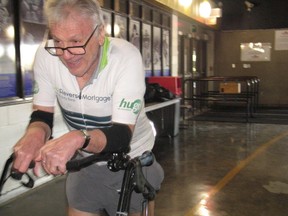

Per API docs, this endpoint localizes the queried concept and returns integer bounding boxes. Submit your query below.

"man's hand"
[35,130,84,175]
[13,124,48,176]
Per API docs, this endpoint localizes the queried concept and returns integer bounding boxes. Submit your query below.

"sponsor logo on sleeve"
[118,98,142,114]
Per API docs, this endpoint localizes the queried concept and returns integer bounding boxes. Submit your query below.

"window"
[115,0,128,13]
[0,0,172,105]
[142,6,152,22]
[153,10,161,25]
[130,2,140,18]
[101,0,113,9]
[0,1,17,99]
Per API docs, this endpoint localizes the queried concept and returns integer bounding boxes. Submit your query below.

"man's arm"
[83,123,135,153]
[13,105,54,174]
[34,122,134,175]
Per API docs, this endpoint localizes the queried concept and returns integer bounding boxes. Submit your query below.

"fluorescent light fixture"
[179,0,193,8]
[210,8,222,18]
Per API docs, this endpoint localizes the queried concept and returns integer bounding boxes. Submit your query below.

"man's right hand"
[13,122,50,176]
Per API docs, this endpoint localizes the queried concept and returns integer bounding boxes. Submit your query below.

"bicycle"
[0,149,156,216]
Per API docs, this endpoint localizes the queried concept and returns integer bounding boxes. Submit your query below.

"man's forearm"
[26,121,52,142]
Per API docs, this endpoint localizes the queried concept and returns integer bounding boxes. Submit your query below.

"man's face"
[49,12,104,78]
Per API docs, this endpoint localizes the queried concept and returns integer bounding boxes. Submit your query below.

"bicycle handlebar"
[1,150,155,197]
[66,150,154,172]
[66,153,111,172]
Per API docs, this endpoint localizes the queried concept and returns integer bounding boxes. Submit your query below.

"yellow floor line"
[185,130,288,216]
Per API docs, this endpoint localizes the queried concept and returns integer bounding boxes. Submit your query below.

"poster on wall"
[0,0,17,98]
[142,23,152,77]
[240,42,271,62]
[275,30,288,50]
[153,26,161,76]
[102,10,112,36]
[21,0,46,24]
[162,29,170,76]
[114,14,127,39]
[21,0,47,97]
[129,19,140,50]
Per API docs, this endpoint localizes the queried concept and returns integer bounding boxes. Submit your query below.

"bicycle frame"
[113,151,155,216]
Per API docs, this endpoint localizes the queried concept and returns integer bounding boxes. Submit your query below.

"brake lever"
[133,151,156,201]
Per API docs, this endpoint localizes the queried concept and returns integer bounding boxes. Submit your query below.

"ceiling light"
[199,0,212,18]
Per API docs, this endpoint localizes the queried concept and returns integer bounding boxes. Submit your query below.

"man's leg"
[148,201,155,216]
[128,201,155,216]
[68,207,105,216]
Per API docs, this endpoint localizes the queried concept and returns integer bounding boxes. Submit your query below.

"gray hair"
[44,0,104,28]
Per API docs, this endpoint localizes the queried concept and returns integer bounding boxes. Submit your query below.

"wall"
[155,0,207,24]
[215,0,288,31]
[171,14,178,76]
[214,29,288,107]
[0,103,68,204]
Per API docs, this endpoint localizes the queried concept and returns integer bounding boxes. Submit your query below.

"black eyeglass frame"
[45,25,99,56]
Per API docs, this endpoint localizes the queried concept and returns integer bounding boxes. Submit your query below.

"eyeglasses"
[45,25,98,56]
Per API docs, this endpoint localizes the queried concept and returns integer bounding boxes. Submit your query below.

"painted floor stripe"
[185,130,288,216]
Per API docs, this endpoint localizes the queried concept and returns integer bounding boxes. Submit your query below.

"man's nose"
[62,49,74,59]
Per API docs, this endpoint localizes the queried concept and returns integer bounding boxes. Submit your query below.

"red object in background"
[147,76,182,96]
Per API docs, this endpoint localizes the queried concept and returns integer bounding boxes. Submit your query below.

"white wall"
[0,102,68,204]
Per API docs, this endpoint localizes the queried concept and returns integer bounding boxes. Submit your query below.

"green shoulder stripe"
[99,37,110,72]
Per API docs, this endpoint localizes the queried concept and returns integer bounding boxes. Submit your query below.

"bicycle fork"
[116,161,151,216]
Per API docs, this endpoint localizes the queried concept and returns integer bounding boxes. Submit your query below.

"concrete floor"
[1,120,288,215]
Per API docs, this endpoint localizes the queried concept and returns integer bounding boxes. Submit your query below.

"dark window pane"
[130,2,140,18]
[153,10,161,24]
[103,0,112,9]
[143,6,152,21]
[115,0,127,13]
[162,14,171,27]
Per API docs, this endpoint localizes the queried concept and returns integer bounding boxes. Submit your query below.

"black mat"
[190,106,288,124]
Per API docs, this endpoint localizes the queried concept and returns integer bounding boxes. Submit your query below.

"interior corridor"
[1,121,288,216]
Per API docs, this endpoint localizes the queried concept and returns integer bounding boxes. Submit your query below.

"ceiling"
[213,0,288,30]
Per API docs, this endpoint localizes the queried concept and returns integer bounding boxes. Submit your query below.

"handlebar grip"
[10,170,24,180]
[66,155,96,171]
[10,158,35,180]
[138,151,154,167]
[66,154,110,172]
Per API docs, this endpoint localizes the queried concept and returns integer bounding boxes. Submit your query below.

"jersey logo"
[118,98,142,114]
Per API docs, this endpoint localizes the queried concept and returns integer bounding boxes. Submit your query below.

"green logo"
[119,98,142,114]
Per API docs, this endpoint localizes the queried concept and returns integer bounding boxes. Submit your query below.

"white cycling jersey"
[33,37,155,157]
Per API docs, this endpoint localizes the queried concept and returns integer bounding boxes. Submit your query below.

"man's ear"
[98,25,106,45]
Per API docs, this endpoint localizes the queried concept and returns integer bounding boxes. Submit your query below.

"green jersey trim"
[99,37,110,72]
